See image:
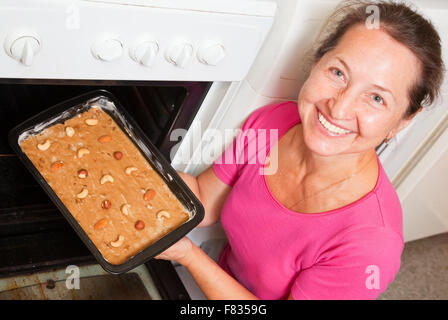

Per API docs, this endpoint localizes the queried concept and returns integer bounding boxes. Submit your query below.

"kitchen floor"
[378,232,448,300]
[0,264,161,300]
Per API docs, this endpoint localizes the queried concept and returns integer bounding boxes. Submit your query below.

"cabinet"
[396,124,448,242]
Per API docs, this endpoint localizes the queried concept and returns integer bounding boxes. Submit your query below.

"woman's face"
[298,23,421,157]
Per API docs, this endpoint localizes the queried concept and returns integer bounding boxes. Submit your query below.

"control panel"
[0,1,275,81]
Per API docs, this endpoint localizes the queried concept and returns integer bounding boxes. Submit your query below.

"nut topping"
[125,166,137,175]
[94,218,108,230]
[143,189,155,201]
[135,220,145,230]
[113,151,123,160]
[78,169,88,179]
[120,204,131,216]
[76,187,88,199]
[100,174,114,185]
[65,127,75,137]
[101,200,111,209]
[50,161,64,172]
[98,135,112,143]
[85,119,98,126]
[156,210,171,220]
[77,148,90,158]
[110,235,124,247]
[37,140,51,151]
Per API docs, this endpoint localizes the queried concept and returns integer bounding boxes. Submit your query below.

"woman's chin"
[303,137,343,157]
[304,131,362,156]
[308,146,341,157]
[304,134,379,158]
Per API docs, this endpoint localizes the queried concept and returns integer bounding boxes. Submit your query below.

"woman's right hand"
[177,167,231,227]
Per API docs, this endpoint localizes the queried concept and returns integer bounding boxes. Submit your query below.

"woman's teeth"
[318,111,352,135]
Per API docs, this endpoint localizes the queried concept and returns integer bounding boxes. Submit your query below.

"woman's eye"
[372,94,384,104]
[332,69,344,79]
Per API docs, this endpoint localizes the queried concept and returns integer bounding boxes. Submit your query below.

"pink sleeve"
[212,105,271,187]
[291,227,404,300]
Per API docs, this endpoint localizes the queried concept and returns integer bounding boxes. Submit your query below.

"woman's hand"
[154,236,194,266]
[177,169,232,227]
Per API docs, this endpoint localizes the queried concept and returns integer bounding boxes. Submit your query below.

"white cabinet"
[396,122,448,242]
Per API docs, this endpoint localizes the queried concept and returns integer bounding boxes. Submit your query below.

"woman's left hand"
[154,236,194,266]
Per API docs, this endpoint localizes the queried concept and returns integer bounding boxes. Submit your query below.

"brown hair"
[311,0,444,118]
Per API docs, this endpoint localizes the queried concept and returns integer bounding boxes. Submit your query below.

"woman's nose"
[327,89,357,120]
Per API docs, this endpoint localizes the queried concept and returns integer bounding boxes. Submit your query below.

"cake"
[19,106,190,265]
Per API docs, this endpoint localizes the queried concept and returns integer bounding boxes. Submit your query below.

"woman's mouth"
[315,108,354,137]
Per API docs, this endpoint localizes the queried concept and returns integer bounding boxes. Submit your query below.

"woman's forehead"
[323,24,421,103]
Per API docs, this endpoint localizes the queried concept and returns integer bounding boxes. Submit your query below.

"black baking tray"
[8,90,204,274]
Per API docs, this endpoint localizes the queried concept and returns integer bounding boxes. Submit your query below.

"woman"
[155,0,445,299]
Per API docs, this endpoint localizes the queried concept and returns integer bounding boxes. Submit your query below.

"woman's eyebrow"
[335,57,351,74]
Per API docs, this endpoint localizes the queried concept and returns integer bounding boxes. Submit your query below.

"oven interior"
[0,80,211,299]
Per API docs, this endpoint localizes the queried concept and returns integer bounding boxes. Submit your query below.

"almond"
[94,218,108,230]
[98,135,112,143]
[50,161,64,172]
[143,189,155,201]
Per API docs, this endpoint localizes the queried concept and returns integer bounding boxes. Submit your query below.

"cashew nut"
[110,235,124,248]
[76,187,88,199]
[65,126,75,137]
[125,166,138,175]
[157,210,171,220]
[100,174,114,185]
[120,204,131,216]
[85,118,98,126]
[37,140,51,151]
[77,148,90,158]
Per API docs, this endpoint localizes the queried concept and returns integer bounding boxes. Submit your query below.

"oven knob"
[131,41,159,67]
[197,43,226,66]
[4,33,41,66]
[165,42,193,68]
[91,39,123,62]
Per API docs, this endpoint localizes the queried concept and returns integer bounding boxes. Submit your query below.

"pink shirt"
[212,101,404,300]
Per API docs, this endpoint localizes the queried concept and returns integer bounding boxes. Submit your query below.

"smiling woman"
[155,0,445,300]
[300,23,422,158]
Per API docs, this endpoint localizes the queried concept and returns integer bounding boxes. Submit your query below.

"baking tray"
[8,90,204,274]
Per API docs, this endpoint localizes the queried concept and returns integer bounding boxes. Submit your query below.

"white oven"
[0,0,446,300]
[0,0,277,300]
